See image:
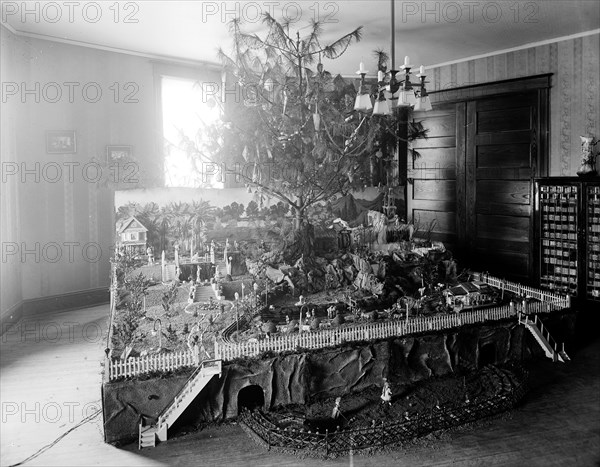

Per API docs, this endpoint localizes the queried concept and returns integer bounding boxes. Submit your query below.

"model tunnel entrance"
[237,385,265,414]
[479,342,497,367]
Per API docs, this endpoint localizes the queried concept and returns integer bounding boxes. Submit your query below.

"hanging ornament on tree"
[252,162,260,183]
[313,103,321,132]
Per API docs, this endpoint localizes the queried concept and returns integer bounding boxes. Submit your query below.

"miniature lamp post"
[234,292,240,337]
[241,282,245,301]
[297,295,305,333]
[265,279,269,308]
[253,282,259,309]
[152,319,162,350]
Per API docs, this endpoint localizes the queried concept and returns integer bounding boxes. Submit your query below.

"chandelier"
[354,0,432,114]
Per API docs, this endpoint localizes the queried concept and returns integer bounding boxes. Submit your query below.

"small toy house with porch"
[444,281,496,311]
[117,217,148,255]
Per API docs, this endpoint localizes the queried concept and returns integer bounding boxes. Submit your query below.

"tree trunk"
[284,209,315,262]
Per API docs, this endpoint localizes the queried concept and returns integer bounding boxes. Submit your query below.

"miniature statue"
[331,397,342,419]
[146,245,155,266]
[576,135,598,177]
[188,283,197,304]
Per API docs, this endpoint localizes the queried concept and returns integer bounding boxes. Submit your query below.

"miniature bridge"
[139,359,222,449]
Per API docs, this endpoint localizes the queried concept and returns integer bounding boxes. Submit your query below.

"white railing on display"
[474,273,570,307]
[215,292,569,361]
[108,349,198,381]
[108,272,570,378]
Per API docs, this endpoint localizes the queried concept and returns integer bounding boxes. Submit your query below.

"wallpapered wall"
[428,33,600,176]
[0,25,157,314]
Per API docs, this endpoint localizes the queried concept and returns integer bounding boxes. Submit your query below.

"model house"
[116,217,148,255]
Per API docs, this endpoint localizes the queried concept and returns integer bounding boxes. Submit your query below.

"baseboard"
[21,287,110,317]
[1,300,24,336]
[1,287,110,336]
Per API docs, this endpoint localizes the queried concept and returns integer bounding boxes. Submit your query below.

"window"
[161,76,221,188]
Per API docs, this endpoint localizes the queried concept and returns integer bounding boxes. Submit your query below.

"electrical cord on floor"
[8,407,102,467]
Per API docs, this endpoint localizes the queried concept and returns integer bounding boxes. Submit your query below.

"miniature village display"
[105,191,572,453]
[104,15,573,455]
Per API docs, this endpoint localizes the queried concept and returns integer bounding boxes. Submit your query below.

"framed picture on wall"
[106,145,133,163]
[46,130,76,154]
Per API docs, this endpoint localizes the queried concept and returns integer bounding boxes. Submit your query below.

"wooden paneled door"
[465,93,540,282]
[406,75,550,283]
[407,102,466,256]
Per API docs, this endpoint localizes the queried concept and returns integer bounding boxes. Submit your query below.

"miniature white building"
[117,217,148,255]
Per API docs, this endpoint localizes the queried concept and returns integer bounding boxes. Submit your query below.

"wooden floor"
[1,305,599,467]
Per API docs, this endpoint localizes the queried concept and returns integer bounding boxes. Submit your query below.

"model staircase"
[194,284,217,302]
[139,359,222,449]
[518,313,569,363]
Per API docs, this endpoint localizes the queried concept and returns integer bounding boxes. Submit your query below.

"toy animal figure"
[577,135,598,177]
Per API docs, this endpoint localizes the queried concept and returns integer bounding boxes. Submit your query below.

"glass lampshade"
[414,96,433,111]
[373,98,390,115]
[354,93,373,112]
[398,89,417,107]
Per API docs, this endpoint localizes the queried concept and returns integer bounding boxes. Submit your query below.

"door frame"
[406,74,550,283]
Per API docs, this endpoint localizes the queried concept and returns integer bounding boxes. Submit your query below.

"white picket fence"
[475,273,570,307]
[108,350,198,381]
[108,272,570,378]
[214,296,567,361]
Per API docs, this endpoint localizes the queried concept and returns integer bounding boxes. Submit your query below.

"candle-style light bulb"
[378,70,384,82]
[419,65,425,75]
[404,55,410,66]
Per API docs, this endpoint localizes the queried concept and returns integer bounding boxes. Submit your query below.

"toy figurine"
[576,135,598,177]
[146,246,155,266]
[331,397,342,419]
[381,378,392,406]
[188,283,197,304]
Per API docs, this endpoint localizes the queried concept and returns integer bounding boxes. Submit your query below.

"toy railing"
[156,359,221,429]
[215,304,517,361]
[474,273,570,308]
[108,272,570,377]
[107,349,198,381]
[239,366,527,456]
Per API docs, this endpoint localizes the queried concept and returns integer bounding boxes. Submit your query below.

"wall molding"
[1,300,24,335]
[2,24,222,69]
[1,287,109,335]
[427,29,600,70]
